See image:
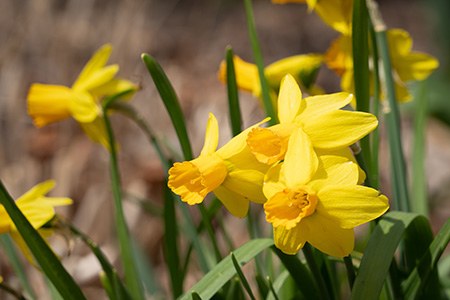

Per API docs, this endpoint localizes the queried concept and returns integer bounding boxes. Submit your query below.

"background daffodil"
[246,74,378,164]
[325,29,439,102]
[27,44,137,148]
[218,54,323,106]
[263,128,389,257]
[168,113,270,217]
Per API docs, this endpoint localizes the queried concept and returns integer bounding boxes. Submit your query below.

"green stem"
[343,255,356,290]
[243,0,277,124]
[302,244,332,300]
[103,97,145,300]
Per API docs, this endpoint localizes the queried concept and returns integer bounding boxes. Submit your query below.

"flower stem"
[103,95,145,300]
[302,244,332,300]
[343,255,356,290]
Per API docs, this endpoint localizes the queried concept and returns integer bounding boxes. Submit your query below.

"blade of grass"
[302,244,332,300]
[141,53,193,160]
[0,235,36,299]
[179,238,273,300]
[402,219,450,299]
[103,91,145,300]
[271,246,320,299]
[243,0,277,124]
[0,181,86,300]
[367,0,410,211]
[225,46,243,136]
[266,271,288,300]
[351,211,431,299]
[411,80,429,216]
[231,253,257,300]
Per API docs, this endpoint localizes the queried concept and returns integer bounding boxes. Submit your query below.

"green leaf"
[243,0,277,124]
[179,239,273,300]
[141,53,193,160]
[351,211,430,299]
[266,271,289,300]
[0,181,86,300]
[163,182,183,298]
[271,246,320,299]
[402,219,450,299]
[225,47,243,137]
[231,253,256,300]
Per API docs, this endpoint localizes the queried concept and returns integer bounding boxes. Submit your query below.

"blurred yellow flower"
[0,180,72,261]
[246,74,378,165]
[325,29,439,102]
[218,54,323,107]
[263,128,389,256]
[27,44,137,148]
[272,0,352,35]
[168,113,270,217]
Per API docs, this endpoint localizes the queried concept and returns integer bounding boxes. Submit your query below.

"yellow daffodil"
[27,44,137,148]
[168,113,270,217]
[263,128,389,256]
[0,180,72,261]
[272,0,352,35]
[218,54,324,107]
[325,29,439,102]
[246,74,377,165]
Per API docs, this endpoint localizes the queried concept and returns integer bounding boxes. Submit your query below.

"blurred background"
[0,0,448,298]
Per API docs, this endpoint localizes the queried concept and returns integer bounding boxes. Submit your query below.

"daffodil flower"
[325,29,439,102]
[263,128,389,257]
[218,54,323,108]
[168,113,270,217]
[272,0,352,35]
[246,74,378,165]
[27,44,137,148]
[0,180,72,261]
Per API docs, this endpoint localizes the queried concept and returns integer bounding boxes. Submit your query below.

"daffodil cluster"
[168,74,389,257]
[27,44,137,149]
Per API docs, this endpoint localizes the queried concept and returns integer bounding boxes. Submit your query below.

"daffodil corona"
[168,113,270,217]
[27,44,136,148]
[263,128,389,257]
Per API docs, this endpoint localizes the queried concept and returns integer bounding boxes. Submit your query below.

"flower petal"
[72,44,112,90]
[298,92,353,125]
[222,169,266,204]
[27,84,73,127]
[69,91,100,123]
[79,117,110,149]
[303,110,378,150]
[15,180,56,204]
[263,163,286,200]
[283,127,318,187]
[200,113,219,156]
[273,225,307,255]
[302,214,354,257]
[90,78,137,99]
[277,74,305,124]
[73,65,119,92]
[317,185,389,229]
[218,55,259,94]
[394,52,439,82]
[0,206,11,234]
[213,186,249,218]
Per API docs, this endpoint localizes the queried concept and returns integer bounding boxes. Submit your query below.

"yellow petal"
[277,74,305,124]
[11,202,55,231]
[394,52,439,82]
[79,117,110,149]
[72,44,112,90]
[0,206,11,234]
[272,0,307,4]
[272,225,307,255]
[263,163,286,200]
[222,169,266,204]
[213,186,249,218]
[302,214,354,257]
[27,84,73,127]
[324,35,352,76]
[387,29,412,58]
[91,78,137,99]
[304,110,378,149]
[298,92,353,125]
[317,185,389,229]
[15,180,56,204]
[69,91,100,123]
[313,0,353,35]
[265,54,323,89]
[73,65,119,92]
[200,113,219,156]
[282,128,318,187]
[218,55,259,94]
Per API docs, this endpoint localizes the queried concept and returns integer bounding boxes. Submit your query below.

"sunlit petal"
[277,74,304,124]
[200,113,220,156]
[214,186,250,218]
